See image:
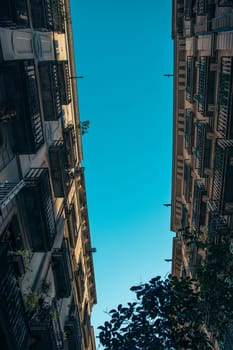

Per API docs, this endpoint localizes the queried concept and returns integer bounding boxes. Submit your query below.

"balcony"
[66,203,78,248]
[195,121,212,178]
[31,0,65,32]
[188,242,202,277]
[196,0,207,16]
[65,304,82,350]
[208,212,229,236]
[31,0,53,31]
[186,57,196,103]
[75,262,85,305]
[52,239,72,298]
[185,109,194,154]
[39,62,62,121]
[211,11,233,32]
[184,0,194,20]
[196,56,216,116]
[0,0,29,28]
[211,139,233,214]
[218,0,233,6]
[29,300,63,350]
[57,61,71,105]
[183,161,192,204]
[63,124,76,169]
[217,57,233,139]
[0,61,44,154]
[0,243,29,350]
[20,168,56,251]
[48,140,70,198]
[192,180,207,231]
[50,0,65,33]
[172,237,183,277]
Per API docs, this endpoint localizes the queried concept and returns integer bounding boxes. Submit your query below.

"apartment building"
[0,1,97,350]
[171,0,233,278]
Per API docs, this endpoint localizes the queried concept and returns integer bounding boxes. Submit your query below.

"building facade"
[171,0,233,279]
[0,1,97,350]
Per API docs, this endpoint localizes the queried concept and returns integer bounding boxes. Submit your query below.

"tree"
[98,275,213,350]
[196,229,233,341]
[98,229,233,349]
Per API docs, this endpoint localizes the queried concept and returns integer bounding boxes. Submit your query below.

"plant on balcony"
[8,249,31,275]
[23,291,39,313]
[15,249,31,272]
[40,279,51,294]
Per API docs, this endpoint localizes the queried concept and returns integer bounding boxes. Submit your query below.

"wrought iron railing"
[65,302,82,350]
[21,168,56,251]
[0,0,29,27]
[217,57,233,139]
[0,243,29,350]
[184,0,194,20]
[183,161,192,203]
[198,56,209,115]
[63,124,76,169]
[192,180,207,230]
[39,62,62,121]
[196,0,207,16]
[57,62,71,105]
[211,139,233,214]
[185,109,194,153]
[48,140,70,198]
[186,57,195,103]
[31,0,53,30]
[195,121,211,177]
[51,0,65,33]
[10,61,44,154]
[52,240,72,299]
[29,299,63,350]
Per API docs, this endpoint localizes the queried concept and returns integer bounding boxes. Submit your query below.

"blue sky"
[70,0,174,347]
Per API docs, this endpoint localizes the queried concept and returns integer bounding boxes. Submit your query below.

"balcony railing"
[48,140,70,198]
[184,0,194,20]
[39,62,62,121]
[208,212,229,236]
[196,0,207,16]
[195,121,211,178]
[0,61,44,154]
[52,240,72,298]
[20,168,56,251]
[172,237,183,277]
[31,0,53,31]
[217,57,233,139]
[183,161,192,203]
[51,0,65,33]
[29,299,63,350]
[0,243,29,350]
[211,12,233,32]
[218,0,233,6]
[211,139,233,214]
[185,109,194,153]
[57,61,71,105]
[192,180,207,231]
[31,0,65,32]
[66,203,78,248]
[75,262,85,305]
[186,57,196,103]
[65,309,82,350]
[0,0,29,28]
[196,56,215,116]
[63,124,77,169]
